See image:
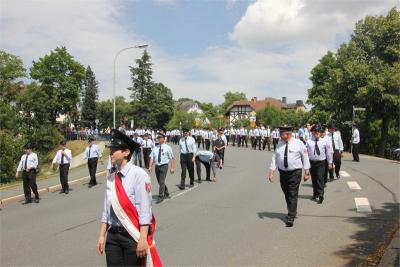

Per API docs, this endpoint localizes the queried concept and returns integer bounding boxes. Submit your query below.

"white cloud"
[230,0,397,47]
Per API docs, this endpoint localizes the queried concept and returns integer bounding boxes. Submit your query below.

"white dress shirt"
[52,149,72,164]
[179,136,197,154]
[17,153,38,171]
[270,138,310,171]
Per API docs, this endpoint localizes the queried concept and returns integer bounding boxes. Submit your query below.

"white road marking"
[340,171,351,177]
[347,181,361,190]
[354,197,372,213]
[159,185,200,204]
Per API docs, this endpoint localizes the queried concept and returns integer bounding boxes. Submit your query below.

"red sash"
[114,175,163,267]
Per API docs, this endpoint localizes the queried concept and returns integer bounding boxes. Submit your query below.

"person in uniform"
[132,132,143,167]
[352,123,360,162]
[268,126,310,227]
[306,124,333,204]
[271,127,280,150]
[96,129,162,266]
[214,130,225,168]
[84,136,103,188]
[51,140,72,194]
[328,125,344,180]
[249,128,255,149]
[240,127,248,148]
[262,126,271,151]
[148,133,175,204]
[15,143,40,204]
[142,133,153,169]
[195,150,218,182]
[178,128,197,190]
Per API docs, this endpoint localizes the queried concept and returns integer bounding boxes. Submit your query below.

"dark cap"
[157,133,166,139]
[24,143,33,149]
[311,124,324,132]
[278,125,294,132]
[88,136,95,142]
[60,140,67,146]
[106,129,140,152]
[182,128,189,133]
[328,124,336,129]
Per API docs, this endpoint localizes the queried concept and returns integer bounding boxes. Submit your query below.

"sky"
[1,0,398,105]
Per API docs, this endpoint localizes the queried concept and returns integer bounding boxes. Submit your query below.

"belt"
[156,163,168,167]
[23,169,36,172]
[310,160,325,163]
[108,226,127,233]
[278,168,302,173]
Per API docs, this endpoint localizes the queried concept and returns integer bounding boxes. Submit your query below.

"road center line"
[347,181,361,190]
[354,197,372,213]
[162,185,200,203]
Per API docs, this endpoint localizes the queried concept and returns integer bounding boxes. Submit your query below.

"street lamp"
[113,44,148,129]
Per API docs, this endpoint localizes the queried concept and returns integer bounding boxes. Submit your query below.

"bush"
[0,130,26,183]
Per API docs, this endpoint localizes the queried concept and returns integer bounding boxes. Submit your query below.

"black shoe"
[23,200,32,205]
[88,184,93,188]
[189,184,194,188]
[318,196,324,204]
[329,178,334,182]
[286,218,294,227]
[156,198,164,204]
[336,175,341,179]
[312,195,318,200]
[205,179,212,182]
[59,190,65,194]
[166,193,171,199]
[34,198,40,203]
[197,180,202,184]
[178,185,185,190]
[65,189,69,194]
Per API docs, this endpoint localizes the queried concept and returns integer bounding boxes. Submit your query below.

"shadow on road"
[334,202,399,266]
[257,211,286,223]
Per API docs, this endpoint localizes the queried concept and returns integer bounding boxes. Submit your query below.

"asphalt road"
[1,145,399,266]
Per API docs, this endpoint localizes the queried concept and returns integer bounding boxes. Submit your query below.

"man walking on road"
[148,133,175,203]
[328,125,344,180]
[178,128,197,190]
[84,136,103,188]
[16,143,40,204]
[352,123,360,162]
[51,140,72,194]
[268,126,310,227]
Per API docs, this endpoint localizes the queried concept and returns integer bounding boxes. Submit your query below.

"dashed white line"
[347,181,361,190]
[340,171,351,177]
[354,197,372,213]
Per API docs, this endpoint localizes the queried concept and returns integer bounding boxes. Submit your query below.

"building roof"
[179,100,202,113]
[226,97,304,114]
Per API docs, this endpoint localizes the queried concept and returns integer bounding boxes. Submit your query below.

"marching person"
[15,143,40,204]
[96,129,162,266]
[214,130,225,168]
[132,132,143,167]
[142,133,153,169]
[352,123,360,162]
[148,133,175,204]
[271,127,280,151]
[51,140,72,194]
[240,127,248,148]
[328,125,344,180]
[262,126,271,151]
[178,128,197,190]
[306,124,333,204]
[84,136,103,188]
[268,126,310,227]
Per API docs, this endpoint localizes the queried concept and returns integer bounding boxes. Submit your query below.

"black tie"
[158,144,162,163]
[315,138,321,155]
[24,154,28,170]
[146,140,148,148]
[61,152,65,164]
[331,134,336,150]
[185,137,189,153]
[284,141,288,168]
[88,145,92,158]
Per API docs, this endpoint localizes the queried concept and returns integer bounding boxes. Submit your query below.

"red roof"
[226,98,283,112]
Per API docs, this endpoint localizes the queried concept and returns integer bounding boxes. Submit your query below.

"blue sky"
[1,0,397,104]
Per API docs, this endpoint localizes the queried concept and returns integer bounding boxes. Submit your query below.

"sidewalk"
[1,142,107,205]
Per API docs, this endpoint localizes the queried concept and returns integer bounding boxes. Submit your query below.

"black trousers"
[310,160,326,197]
[205,139,211,151]
[256,136,262,150]
[278,169,302,219]
[329,150,342,178]
[155,164,169,198]
[59,164,70,191]
[263,138,271,151]
[88,158,98,185]
[241,135,247,147]
[142,148,152,169]
[105,230,142,267]
[133,149,142,167]
[195,157,211,181]
[180,153,194,186]
[237,136,241,147]
[225,135,230,145]
[22,170,39,201]
[273,138,279,150]
[250,137,255,149]
[352,143,360,161]
[196,136,202,148]
[231,135,236,146]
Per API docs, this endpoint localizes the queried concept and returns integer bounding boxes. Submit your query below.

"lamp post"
[113,44,148,129]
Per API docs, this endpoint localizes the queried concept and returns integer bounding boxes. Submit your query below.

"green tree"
[0,50,26,103]
[308,8,400,157]
[166,110,196,130]
[30,46,85,123]
[220,91,247,111]
[97,96,131,129]
[81,65,99,127]
[128,50,153,101]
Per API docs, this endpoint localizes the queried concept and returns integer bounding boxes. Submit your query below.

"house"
[178,100,204,114]
[225,97,305,125]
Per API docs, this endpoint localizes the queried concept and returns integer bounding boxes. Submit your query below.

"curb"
[0,170,107,206]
